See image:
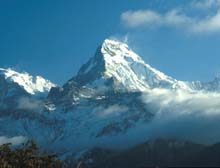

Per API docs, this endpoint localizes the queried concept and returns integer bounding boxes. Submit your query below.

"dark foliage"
[0,140,65,168]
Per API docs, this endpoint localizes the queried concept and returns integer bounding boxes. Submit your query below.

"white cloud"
[17,97,43,111]
[121,10,162,28]
[121,8,220,34]
[95,105,128,118]
[121,9,192,28]
[192,11,220,33]
[140,89,220,143]
[192,0,220,9]
[0,136,26,146]
[142,89,220,115]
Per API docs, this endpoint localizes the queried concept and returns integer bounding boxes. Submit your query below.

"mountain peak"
[0,68,56,95]
[67,39,182,92]
[101,39,144,63]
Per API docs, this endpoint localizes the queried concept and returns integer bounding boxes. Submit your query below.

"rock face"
[1,39,220,157]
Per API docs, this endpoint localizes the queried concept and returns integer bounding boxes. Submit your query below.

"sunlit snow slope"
[0,68,55,95]
[69,39,191,92]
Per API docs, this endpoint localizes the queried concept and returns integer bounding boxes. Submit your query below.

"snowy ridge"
[101,39,176,91]
[0,68,56,95]
[75,39,192,92]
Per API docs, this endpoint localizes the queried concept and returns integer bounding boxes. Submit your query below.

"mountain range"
[1,39,220,159]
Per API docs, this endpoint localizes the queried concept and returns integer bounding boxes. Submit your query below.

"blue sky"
[1,0,220,84]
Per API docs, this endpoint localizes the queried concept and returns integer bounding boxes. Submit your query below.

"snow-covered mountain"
[190,77,220,91]
[0,68,55,95]
[67,39,191,92]
[0,68,55,110]
[1,39,220,157]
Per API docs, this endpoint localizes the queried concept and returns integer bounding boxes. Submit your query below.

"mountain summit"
[67,39,190,93]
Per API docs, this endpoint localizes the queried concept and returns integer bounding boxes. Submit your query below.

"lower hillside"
[68,139,220,168]
[2,139,220,168]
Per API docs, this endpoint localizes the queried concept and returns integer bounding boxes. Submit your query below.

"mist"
[17,97,44,112]
[140,88,220,144]
[0,136,26,146]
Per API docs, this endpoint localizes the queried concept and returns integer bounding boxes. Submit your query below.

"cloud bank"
[140,89,220,144]
[121,1,220,34]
